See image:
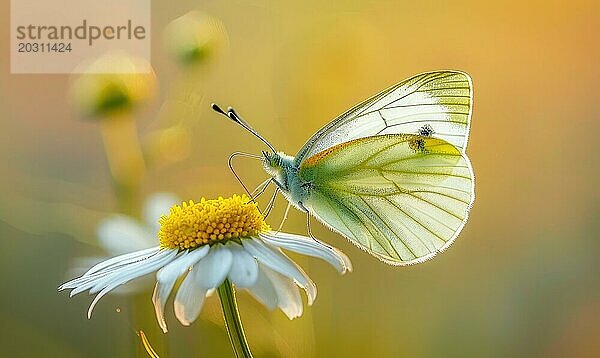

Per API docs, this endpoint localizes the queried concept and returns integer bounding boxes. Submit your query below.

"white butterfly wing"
[299,134,475,265]
[295,71,472,165]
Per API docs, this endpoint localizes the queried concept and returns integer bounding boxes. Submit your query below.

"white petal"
[153,246,209,332]
[88,251,174,294]
[174,266,207,326]
[242,238,316,304]
[87,250,176,295]
[143,193,179,232]
[68,257,104,278]
[66,258,150,296]
[87,249,177,318]
[195,244,233,289]
[227,243,259,288]
[156,246,210,284]
[79,247,159,279]
[245,265,278,310]
[259,232,352,273]
[60,248,162,295]
[97,215,155,254]
[152,282,173,333]
[262,265,303,319]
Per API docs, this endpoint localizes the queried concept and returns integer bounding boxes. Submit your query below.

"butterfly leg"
[250,178,273,201]
[298,201,320,243]
[304,211,336,250]
[306,212,316,241]
[297,201,317,241]
[275,202,291,233]
[263,187,279,219]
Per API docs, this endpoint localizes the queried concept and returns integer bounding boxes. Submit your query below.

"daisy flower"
[59,194,351,334]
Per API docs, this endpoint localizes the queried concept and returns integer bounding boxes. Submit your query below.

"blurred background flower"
[69,53,156,119]
[68,53,159,214]
[163,11,228,67]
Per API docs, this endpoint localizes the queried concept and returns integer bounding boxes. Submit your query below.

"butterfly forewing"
[299,134,474,265]
[295,71,472,165]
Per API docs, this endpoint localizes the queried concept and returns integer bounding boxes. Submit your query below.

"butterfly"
[212,70,474,265]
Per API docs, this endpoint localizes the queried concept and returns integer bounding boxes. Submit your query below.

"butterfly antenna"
[211,103,277,153]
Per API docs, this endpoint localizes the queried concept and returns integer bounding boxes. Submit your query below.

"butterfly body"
[220,70,475,266]
[262,151,312,212]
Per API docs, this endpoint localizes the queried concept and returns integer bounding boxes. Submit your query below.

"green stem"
[217,280,253,358]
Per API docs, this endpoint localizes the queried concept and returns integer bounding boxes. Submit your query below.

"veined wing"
[295,71,473,165]
[299,134,474,265]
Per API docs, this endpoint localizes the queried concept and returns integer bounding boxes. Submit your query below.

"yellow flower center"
[158,194,270,249]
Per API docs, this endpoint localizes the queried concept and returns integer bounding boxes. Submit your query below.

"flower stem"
[99,113,146,215]
[217,280,253,358]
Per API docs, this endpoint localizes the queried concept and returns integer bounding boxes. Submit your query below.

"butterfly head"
[261,150,298,195]
[261,150,283,176]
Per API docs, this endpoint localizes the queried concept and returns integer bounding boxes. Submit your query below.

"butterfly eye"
[261,151,274,167]
[261,151,270,163]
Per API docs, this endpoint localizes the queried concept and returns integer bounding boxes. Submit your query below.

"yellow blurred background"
[1,0,599,357]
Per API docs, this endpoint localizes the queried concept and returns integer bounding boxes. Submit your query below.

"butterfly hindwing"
[299,134,474,265]
[295,71,472,165]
